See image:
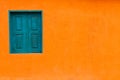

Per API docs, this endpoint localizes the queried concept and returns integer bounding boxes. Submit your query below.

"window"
[9,11,42,53]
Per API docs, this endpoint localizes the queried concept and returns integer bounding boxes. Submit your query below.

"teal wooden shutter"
[28,12,42,53]
[9,11,42,53]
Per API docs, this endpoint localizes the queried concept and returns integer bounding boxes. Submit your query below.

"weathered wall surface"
[0,0,120,80]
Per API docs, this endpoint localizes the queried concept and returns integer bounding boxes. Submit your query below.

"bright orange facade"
[0,0,120,80]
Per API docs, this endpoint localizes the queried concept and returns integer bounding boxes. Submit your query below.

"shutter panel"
[10,13,28,53]
[28,12,42,53]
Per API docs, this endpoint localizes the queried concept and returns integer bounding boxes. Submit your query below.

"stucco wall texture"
[0,0,120,80]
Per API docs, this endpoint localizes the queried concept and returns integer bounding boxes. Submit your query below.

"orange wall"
[0,0,120,80]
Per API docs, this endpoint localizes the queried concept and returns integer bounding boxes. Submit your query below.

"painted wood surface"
[9,12,42,53]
